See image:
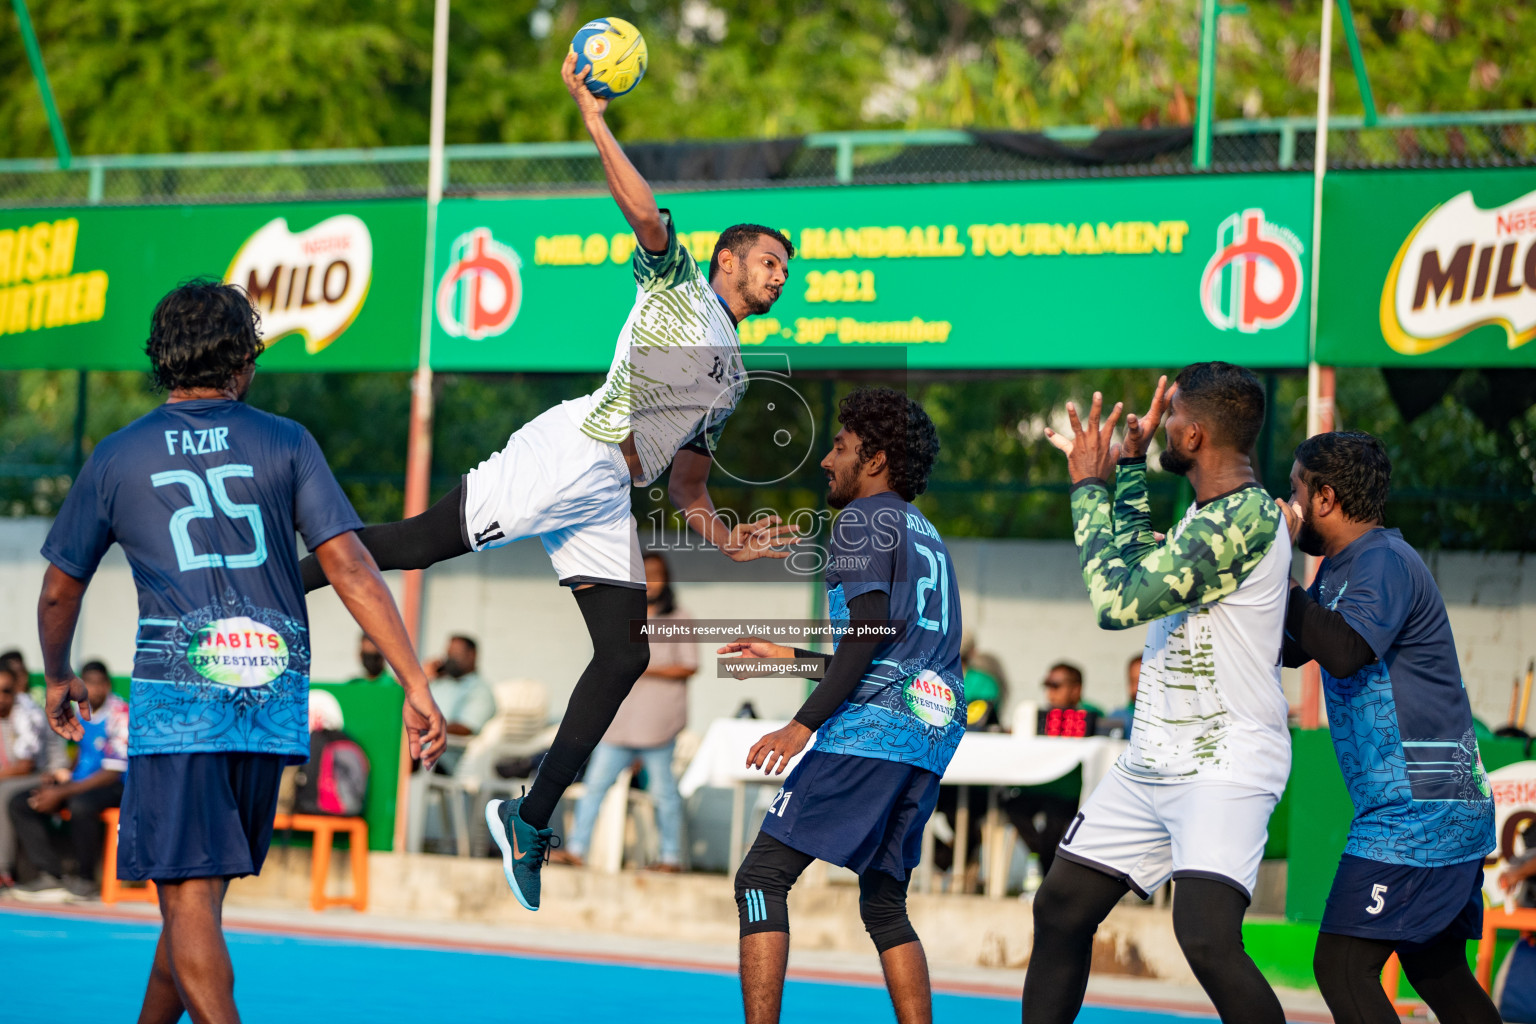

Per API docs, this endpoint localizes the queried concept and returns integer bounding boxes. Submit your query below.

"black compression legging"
[1022,858,1285,1024]
[520,583,649,828]
[299,483,471,593]
[1313,931,1501,1024]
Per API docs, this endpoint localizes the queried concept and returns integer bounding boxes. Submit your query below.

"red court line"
[0,903,1329,1021]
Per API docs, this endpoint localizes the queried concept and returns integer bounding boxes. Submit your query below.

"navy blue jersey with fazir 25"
[813,490,964,775]
[42,399,362,762]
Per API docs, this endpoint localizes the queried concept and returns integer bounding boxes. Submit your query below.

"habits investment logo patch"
[1199,209,1304,334]
[436,228,523,341]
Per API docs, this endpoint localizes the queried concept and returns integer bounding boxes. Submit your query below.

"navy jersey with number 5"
[813,490,964,776]
[1307,527,1494,867]
[41,399,363,762]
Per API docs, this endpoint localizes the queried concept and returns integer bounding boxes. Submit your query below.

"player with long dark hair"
[39,280,444,1023]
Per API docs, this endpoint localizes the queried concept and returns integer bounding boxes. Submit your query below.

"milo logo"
[903,670,956,727]
[188,616,289,688]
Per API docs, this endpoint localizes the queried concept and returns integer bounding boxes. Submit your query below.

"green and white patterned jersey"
[571,211,746,487]
[1070,458,1292,796]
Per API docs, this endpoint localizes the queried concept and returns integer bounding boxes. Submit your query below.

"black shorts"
[759,750,940,881]
[1320,852,1485,947]
[118,752,285,883]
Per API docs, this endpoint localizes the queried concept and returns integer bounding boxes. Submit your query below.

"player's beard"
[1159,438,1195,476]
[826,463,859,509]
[738,278,779,317]
[1296,504,1327,557]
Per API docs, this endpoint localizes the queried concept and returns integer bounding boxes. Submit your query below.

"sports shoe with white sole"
[486,794,559,911]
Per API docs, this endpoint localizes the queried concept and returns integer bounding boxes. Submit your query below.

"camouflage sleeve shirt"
[1070,457,1280,630]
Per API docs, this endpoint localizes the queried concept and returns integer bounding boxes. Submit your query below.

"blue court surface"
[3,906,1221,1023]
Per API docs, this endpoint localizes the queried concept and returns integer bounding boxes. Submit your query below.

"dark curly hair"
[837,386,939,501]
[708,224,794,280]
[146,278,263,393]
[1294,430,1391,524]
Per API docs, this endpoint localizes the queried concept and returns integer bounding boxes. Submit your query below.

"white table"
[679,717,1126,890]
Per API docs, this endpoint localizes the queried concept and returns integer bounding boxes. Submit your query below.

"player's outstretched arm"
[315,531,447,770]
[37,564,91,741]
[743,590,890,775]
[562,52,667,252]
[668,449,799,562]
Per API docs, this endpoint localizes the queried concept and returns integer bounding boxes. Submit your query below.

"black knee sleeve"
[734,833,813,938]
[858,871,918,953]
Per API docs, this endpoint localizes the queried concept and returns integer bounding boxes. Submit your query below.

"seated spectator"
[346,636,393,685]
[0,665,49,891]
[427,635,495,774]
[1100,655,1141,737]
[9,661,128,901]
[0,650,30,696]
[1041,661,1101,715]
[556,553,692,871]
[1001,662,1097,875]
[960,631,1008,730]
[5,648,70,778]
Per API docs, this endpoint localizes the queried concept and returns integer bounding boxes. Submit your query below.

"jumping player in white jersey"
[298,54,796,912]
[1027,363,1291,1024]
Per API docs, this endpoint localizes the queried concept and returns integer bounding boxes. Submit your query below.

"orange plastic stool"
[275,813,370,912]
[99,807,157,905]
[1478,905,1536,991]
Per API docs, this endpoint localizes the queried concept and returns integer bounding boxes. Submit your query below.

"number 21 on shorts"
[768,789,793,818]
[1366,883,1388,916]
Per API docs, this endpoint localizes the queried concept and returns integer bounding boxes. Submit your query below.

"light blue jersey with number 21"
[813,490,965,776]
[42,400,362,762]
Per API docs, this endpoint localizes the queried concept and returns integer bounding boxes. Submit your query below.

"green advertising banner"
[1319,167,1536,367]
[430,175,1312,371]
[0,200,426,371]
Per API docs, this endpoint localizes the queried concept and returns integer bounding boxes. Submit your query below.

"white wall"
[2,517,1531,732]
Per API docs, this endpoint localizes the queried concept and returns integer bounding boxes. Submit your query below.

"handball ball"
[570,18,648,99]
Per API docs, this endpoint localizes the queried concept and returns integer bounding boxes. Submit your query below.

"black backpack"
[292,728,370,817]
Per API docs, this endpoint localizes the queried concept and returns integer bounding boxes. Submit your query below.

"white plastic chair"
[407,679,552,857]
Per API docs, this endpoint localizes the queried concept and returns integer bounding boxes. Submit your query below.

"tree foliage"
[6,0,1536,157]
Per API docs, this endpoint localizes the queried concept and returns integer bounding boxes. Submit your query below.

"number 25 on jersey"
[152,465,267,572]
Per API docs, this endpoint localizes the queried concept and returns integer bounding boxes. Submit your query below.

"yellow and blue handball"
[570,17,647,99]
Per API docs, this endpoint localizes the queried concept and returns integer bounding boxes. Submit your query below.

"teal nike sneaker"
[486,794,558,911]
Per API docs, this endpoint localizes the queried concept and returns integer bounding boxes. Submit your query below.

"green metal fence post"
[1278,124,1297,168]
[1194,0,1219,169]
[1335,0,1378,127]
[11,0,72,170]
[835,137,854,184]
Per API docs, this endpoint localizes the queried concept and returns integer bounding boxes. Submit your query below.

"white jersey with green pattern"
[570,210,746,487]
[1071,458,1292,797]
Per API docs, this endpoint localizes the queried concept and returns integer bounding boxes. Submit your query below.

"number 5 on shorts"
[1366,883,1388,915]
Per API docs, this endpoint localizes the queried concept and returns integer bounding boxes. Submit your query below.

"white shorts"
[462,401,644,589]
[1055,769,1278,899]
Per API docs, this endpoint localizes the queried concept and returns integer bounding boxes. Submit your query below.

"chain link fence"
[3,114,1535,208]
